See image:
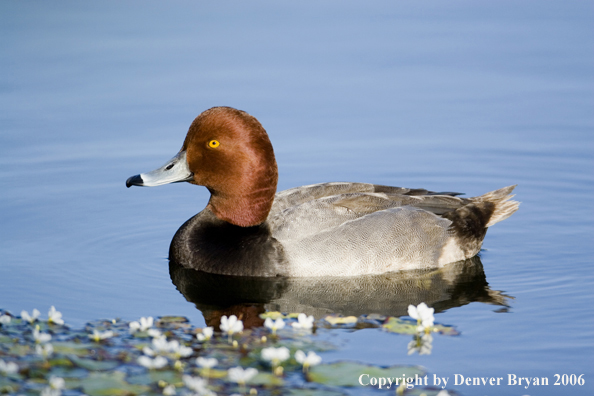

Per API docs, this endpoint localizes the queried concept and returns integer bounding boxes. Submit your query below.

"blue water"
[1,1,593,395]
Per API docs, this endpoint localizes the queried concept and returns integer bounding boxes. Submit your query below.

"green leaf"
[324,316,358,325]
[0,377,20,394]
[308,361,425,387]
[249,372,284,386]
[53,341,93,356]
[127,369,183,386]
[69,355,119,371]
[287,389,347,396]
[78,372,150,396]
[382,318,459,335]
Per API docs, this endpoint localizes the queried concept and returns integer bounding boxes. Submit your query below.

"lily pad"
[248,372,284,386]
[78,371,151,396]
[324,316,358,325]
[69,355,119,371]
[382,318,459,335]
[53,341,93,356]
[287,389,347,396]
[308,361,424,387]
[128,369,183,385]
[0,377,20,394]
[158,316,189,324]
[259,312,300,320]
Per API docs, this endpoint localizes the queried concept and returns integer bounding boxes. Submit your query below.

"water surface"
[1,1,593,395]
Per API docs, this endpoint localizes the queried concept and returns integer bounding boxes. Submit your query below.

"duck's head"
[126,107,278,227]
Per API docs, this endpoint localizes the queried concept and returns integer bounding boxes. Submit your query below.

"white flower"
[183,374,209,392]
[89,330,114,342]
[146,336,192,358]
[0,314,11,325]
[172,343,193,359]
[196,357,218,369]
[407,333,433,355]
[49,376,65,390]
[291,313,315,330]
[21,309,40,323]
[220,315,243,338]
[163,384,176,395]
[47,306,64,326]
[0,359,18,375]
[138,355,168,369]
[147,328,162,338]
[295,350,322,370]
[261,346,290,366]
[40,388,61,396]
[196,326,214,342]
[129,316,154,333]
[264,317,285,334]
[228,366,258,385]
[408,302,435,332]
[33,328,52,344]
[36,343,54,358]
[436,391,450,396]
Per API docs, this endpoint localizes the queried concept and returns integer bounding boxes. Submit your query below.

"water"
[1,1,593,395]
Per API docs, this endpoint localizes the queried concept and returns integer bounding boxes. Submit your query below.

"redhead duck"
[126,107,519,277]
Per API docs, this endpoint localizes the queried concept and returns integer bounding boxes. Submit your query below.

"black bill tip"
[126,174,144,188]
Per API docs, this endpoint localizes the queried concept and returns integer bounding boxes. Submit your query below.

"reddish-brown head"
[182,107,278,227]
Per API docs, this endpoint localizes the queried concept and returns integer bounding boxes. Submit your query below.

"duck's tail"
[440,185,519,260]
[473,185,520,228]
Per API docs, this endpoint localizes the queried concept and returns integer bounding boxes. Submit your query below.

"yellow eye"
[208,140,220,148]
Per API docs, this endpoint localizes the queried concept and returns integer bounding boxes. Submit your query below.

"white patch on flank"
[438,237,466,266]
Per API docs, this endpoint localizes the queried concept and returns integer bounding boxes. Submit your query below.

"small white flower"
[295,350,322,370]
[142,346,156,356]
[0,314,11,325]
[47,306,64,326]
[36,343,54,358]
[33,328,52,344]
[196,326,214,342]
[49,376,65,390]
[228,366,258,385]
[89,330,114,342]
[0,359,18,375]
[146,336,192,358]
[291,313,315,330]
[264,317,285,335]
[162,384,176,395]
[183,374,209,392]
[137,355,168,369]
[408,302,435,333]
[172,343,193,359]
[129,316,154,333]
[21,309,40,323]
[220,315,243,336]
[151,335,170,353]
[40,388,61,396]
[436,391,450,396]
[196,356,218,369]
[261,346,290,366]
[147,328,162,338]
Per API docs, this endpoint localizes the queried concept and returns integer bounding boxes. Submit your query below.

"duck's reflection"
[169,255,511,329]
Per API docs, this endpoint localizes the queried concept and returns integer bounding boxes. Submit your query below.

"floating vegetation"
[0,305,458,395]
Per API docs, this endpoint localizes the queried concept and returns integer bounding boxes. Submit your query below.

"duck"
[126,106,519,277]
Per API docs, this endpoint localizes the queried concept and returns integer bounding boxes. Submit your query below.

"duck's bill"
[126,151,193,188]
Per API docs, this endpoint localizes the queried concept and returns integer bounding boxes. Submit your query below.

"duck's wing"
[268,182,470,242]
[270,182,464,216]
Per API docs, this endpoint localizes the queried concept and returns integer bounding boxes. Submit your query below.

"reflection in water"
[169,256,511,329]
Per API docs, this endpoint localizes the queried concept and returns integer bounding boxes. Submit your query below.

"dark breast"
[169,208,288,277]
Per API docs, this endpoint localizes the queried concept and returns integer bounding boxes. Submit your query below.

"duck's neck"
[207,173,277,227]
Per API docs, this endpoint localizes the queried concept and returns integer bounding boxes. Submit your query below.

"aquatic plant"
[0,304,458,395]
